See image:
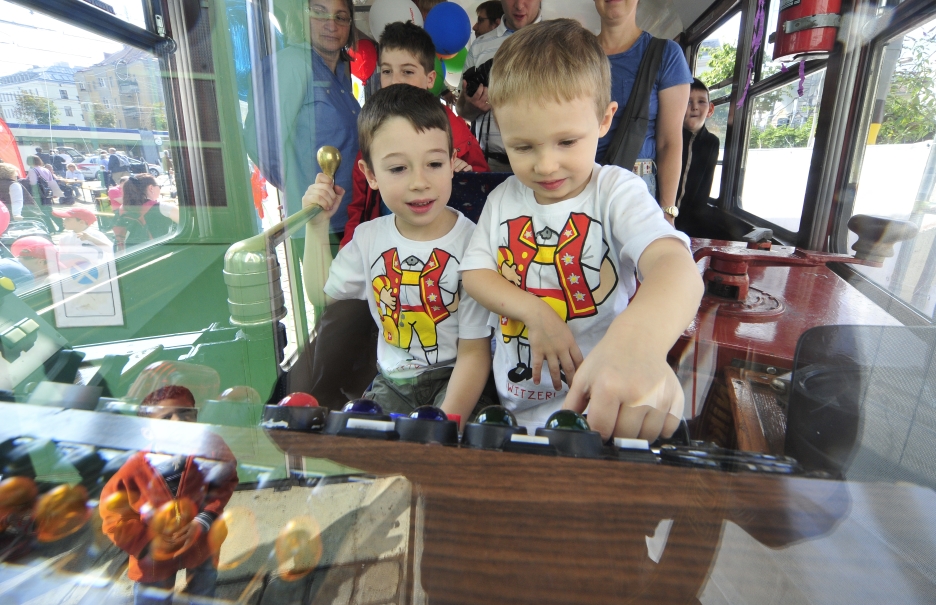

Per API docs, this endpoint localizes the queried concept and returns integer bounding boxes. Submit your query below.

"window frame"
[824,0,936,327]
[686,6,744,204]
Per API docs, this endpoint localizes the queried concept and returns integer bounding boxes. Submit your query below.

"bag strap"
[602,37,667,171]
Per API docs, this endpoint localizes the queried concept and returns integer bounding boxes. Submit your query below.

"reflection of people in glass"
[100,386,238,605]
[244,0,360,247]
[113,175,174,252]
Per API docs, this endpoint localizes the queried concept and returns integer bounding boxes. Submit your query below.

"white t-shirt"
[58,229,112,252]
[461,164,691,428]
[325,210,492,380]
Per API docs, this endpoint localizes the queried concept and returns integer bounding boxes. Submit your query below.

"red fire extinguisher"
[770,0,842,62]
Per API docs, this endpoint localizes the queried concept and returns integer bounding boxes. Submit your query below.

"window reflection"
[850,19,936,317]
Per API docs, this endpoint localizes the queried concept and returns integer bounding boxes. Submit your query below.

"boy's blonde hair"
[488,19,611,120]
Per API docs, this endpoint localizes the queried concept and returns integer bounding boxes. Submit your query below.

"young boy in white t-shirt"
[461,20,704,442]
[302,84,494,422]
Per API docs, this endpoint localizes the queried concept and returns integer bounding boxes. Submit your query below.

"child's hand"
[462,81,490,113]
[563,337,684,442]
[453,157,473,172]
[301,172,344,225]
[499,262,522,286]
[525,302,583,390]
[379,287,396,310]
[170,520,204,554]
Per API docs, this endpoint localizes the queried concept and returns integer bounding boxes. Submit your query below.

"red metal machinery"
[671,216,917,445]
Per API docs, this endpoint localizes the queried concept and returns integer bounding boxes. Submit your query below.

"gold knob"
[316,146,342,180]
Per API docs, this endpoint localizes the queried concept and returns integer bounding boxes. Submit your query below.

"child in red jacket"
[341,21,489,248]
[100,386,238,605]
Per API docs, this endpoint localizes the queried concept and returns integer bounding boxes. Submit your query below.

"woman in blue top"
[594,0,692,223]
[245,0,360,243]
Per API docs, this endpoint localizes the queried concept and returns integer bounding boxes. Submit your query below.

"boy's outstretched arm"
[462,269,583,390]
[563,237,703,442]
[301,172,343,307]
[439,336,492,428]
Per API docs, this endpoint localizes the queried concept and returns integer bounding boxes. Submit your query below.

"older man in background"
[457,0,542,173]
[473,1,504,37]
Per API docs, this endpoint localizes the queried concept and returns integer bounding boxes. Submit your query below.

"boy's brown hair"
[380,21,436,74]
[690,78,711,102]
[488,18,611,120]
[358,84,452,168]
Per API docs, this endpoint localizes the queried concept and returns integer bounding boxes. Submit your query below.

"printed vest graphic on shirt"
[371,248,458,361]
[496,212,618,385]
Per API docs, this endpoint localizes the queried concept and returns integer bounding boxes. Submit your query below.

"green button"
[475,406,517,427]
[545,410,590,431]
[0,277,14,292]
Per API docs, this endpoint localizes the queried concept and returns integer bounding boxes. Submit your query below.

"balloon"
[0,202,8,235]
[349,38,378,81]
[437,52,457,60]
[429,55,447,96]
[442,47,468,74]
[369,0,423,41]
[444,69,462,89]
[424,2,472,56]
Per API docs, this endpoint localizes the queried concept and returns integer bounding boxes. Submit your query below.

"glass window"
[848,19,936,317]
[693,12,742,200]
[694,12,742,103]
[738,68,826,231]
[2,3,936,603]
[59,89,68,99]
[759,0,786,81]
[86,0,149,30]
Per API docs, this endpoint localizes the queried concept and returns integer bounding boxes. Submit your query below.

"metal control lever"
[694,214,918,302]
[222,146,340,326]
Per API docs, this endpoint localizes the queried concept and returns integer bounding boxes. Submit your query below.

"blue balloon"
[424,2,471,56]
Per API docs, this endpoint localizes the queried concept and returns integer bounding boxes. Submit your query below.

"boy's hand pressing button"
[562,339,684,443]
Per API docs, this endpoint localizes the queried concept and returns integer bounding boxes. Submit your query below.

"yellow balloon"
[274,515,322,581]
[209,507,260,572]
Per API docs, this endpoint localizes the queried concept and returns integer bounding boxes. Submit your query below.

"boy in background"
[52,206,111,250]
[461,20,703,442]
[342,21,488,248]
[100,385,237,605]
[675,78,719,234]
[302,84,494,421]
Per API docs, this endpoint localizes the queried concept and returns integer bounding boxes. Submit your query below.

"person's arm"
[456,82,490,123]
[655,83,690,217]
[462,268,583,390]
[440,336,492,427]
[9,182,23,219]
[76,229,111,247]
[697,136,719,203]
[563,237,702,442]
[302,172,343,307]
[99,457,151,558]
[451,116,490,173]
[341,157,371,248]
